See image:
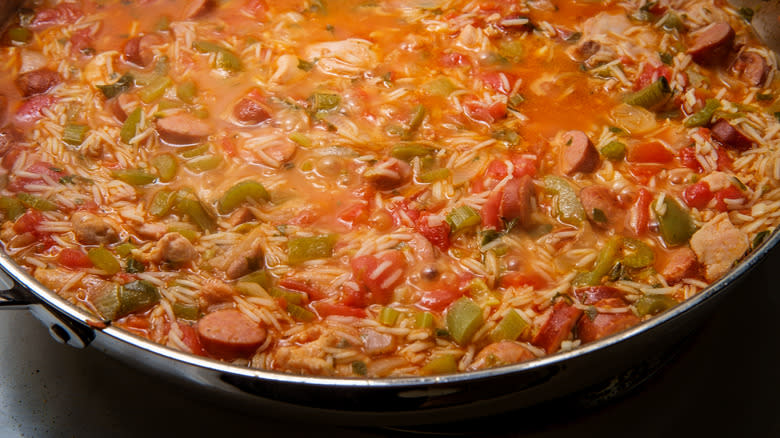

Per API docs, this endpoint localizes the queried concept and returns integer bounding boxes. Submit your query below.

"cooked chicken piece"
[690,213,748,281]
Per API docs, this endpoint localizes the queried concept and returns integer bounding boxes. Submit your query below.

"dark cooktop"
[1,247,779,437]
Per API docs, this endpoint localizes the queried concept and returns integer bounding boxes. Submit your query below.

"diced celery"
[309,93,340,112]
[288,132,312,148]
[446,298,483,345]
[419,168,451,183]
[120,107,142,143]
[151,153,178,182]
[115,242,136,257]
[184,155,222,172]
[7,27,32,44]
[390,143,436,161]
[239,270,272,289]
[423,76,457,97]
[446,205,481,233]
[0,196,25,220]
[179,143,210,158]
[138,76,172,103]
[422,355,458,374]
[173,302,199,320]
[287,234,338,264]
[600,141,626,161]
[63,123,88,145]
[149,189,173,217]
[407,104,426,133]
[415,311,434,328]
[17,193,56,211]
[88,247,121,275]
[544,175,585,226]
[176,80,197,103]
[378,307,401,326]
[112,168,156,186]
[268,287,306,305]
[489,309,528,342]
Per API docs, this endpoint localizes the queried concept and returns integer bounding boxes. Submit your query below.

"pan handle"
[0,268,95,348]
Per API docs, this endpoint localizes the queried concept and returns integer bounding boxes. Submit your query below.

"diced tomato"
[220,136,238,157]
[481,189,502,229]
[418,287,463,312]
[716,147,733,171]
[415,214,451,251]
[627,164,663,185]
[678,147,702,172]
[118,314,151,337]
[531,301,583,354]
[440,52,469,67]
[312,301,367,318]
[28,161,65,180]
[628,142,674,164]
[683,181,713,209]
[288,209,317,225]
[278,278,327,301]
[340,286,368,308]
[499,271,548,289]
[2,147,22,169]
[178,323,207,356]
[57,248,93,269]
[478,155,537,192]
[15,95,58,126]
[70,28,93,56]
[337,202,369,230]
[627,188,652,236]
[479,71,518,95]
[13,210,43,235]
[464,100,507,124]
[244,0,268,18]
[351,250,407,304]
[634,64,673,91]
[714,185,745,212]
[30,4,82,30]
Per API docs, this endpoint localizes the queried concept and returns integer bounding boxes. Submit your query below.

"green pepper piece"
[88,247,121,275]
[150,153,178,182]
[446,205,481,234]
[654,196,696,246]
[179,143,210,158]
[407,104,426,133]
[120,107,142,144]
[574,235,622,286]
[115,242,136,257]
[239,269,272,289]
[92,282,121,320]
[119,280,160,316]
[192,40,223,53]
[422,76,457,97]
[138,76,172,103]
[287,303,316,321]
[623,77,671,109]
[112,169,156,186]
[390,143,436,161]
[0,196,25,220]
[125,258,145,273]
[600,141,626,161]
[17,193,56,211]
[217,180,270,214]
[544,175,585,226]
[683,99,720,127]
[176,80,197,103]
[309,92,340,112]
[414,311,434,328]
[378,307,401,326]
[419,168,451,183]
[287,234,338,264]
[149,189,173,217]
[173,302,199,320]
[621,238,655,268]
[489,309,528,342]
[351,360,367,376]
[96,73,134,99]
[446,297,483,345]
[422,355,458,375]
[634,294,677,316]
[174,192,216,232]
[215,49,242,72]
[7,26,32,44]
[268,287,306,305]
[288,132,312,148]
[659,11,683,31]
[185,155,222,172]
[63,123,89,145]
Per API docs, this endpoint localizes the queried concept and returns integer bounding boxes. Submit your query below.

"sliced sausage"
[0,128,19,158]
[234,98,270,125]
[364,158,411,190]
[560,130,599,175]
[580,185,623,229]
[660,247,699,284]
[532,300,583,354]
[110,93,140,122]
[499,175,534,227]
[690,213,748,282]
[150,232,197,264]
[360,328,396,355]
[197,308,267,359]
[468,341,535,370]
[711,119,753,150]
[15,68,62,97]
[577,304,640,344]
[182,0,214,19]
[0,94,6,126]
[124,33,165,67]
[573,285,625,306]
[71,211,119,245]
[155,113,212,145]
[732,52,770,87]
[29,4,82,31]
[14,95,57,126]
[687,22,735,66]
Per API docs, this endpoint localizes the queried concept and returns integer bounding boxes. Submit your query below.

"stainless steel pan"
[0,0,778,426]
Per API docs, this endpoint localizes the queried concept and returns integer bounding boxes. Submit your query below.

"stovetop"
[2,248,779,437]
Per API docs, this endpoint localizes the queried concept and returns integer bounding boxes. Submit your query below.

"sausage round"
[15,68,62,97]
[124,34,165,67]
[197,308,267,359]
[660,247,699,284]
[580,185,622,229]
[499,174,534,227]
[560,130,600,175]
[732,52,769,87]
[577,310,639,343]
[155,113,212,145]
[468,341,535,370]
[711,119,753,150]
[687,22,735,66]
[234,98,270,125]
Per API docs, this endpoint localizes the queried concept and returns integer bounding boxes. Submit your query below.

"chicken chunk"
[150,232,197,264]
[210,226,264,279]
[690,213,748,281]
[71,211,119,245]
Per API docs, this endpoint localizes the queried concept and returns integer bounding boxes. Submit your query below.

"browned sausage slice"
[15,68,62,97]
[732,52,770,87]
[687,22,735,66]
[182,0,214,19]
[499,175,534,227]
[532,300,582,354]
[573,286,625,305]
[197,308,267,359]
[577,304,639,344]
[661,247,699,284]
[155,113,212,145]
[0,94,6,126]
[711,119,753,150]
[365,158,412,190]
[110,93,140,122]
[560,130,600,175]
[580,185,623,229]
[468,341,535,370]
[124,34,165,67]
[234,98,270,125]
